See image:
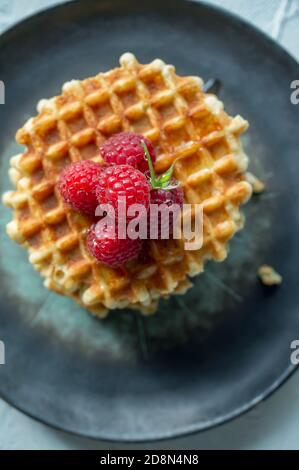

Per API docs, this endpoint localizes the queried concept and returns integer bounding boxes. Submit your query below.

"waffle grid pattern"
[3,53,252,317]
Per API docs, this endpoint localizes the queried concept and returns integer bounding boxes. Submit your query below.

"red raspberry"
[100,131,156,173]
[96,164,150,220]
[148,182,184,239]
[58,160,103,216]
[86,222,142,267]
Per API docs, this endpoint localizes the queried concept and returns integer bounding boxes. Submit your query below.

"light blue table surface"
[0,0,298,450]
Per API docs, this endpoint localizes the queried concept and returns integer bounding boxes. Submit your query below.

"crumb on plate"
[246,172,265,194]
[258,265,282,286]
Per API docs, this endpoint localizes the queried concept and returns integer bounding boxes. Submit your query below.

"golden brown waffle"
[2,53,252,317]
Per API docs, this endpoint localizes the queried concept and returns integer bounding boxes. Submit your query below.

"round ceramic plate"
[0,0,299,442]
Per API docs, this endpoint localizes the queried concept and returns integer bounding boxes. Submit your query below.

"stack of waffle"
[2,53,252,317]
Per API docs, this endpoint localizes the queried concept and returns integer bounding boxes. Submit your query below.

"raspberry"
[100,131,156,173]
[86,222,142,267]
[149,183,184,239]
[58,160,103,216]
[96,164,150,220]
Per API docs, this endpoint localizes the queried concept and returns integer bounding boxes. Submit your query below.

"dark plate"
[0,0,299,442]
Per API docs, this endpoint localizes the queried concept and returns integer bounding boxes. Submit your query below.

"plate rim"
[0,363,297,443]
[0,0,299,442]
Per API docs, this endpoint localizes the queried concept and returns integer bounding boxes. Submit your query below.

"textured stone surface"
[0,0,298,450]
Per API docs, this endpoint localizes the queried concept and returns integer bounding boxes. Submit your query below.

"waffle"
[2,53,252,318]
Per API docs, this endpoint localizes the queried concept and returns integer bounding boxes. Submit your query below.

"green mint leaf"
[157,160,176,186]
[142,140,179,190]
[141,140,157,186]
